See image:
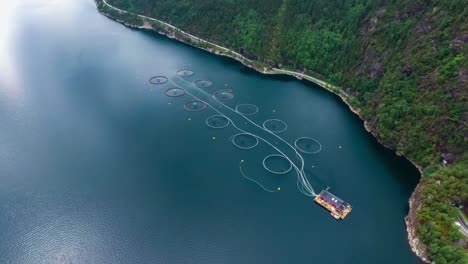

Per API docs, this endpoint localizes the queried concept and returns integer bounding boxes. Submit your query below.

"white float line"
[239,161,278,193]
[176,77,316,196]
[263,119,288,134]
[263,154,293,174]
[231,133,259,149]
[206,115,230,129]
[180,77,316,196]
[172,77,318,197]
[235,104,259,115]
[294,137,323,154]
[213,89,234,101]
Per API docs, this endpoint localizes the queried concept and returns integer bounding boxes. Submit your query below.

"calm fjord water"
[0,0,420,263]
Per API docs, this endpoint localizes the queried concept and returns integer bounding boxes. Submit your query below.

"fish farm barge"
[314,190,352,220]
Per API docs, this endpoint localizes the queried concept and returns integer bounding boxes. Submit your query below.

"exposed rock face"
[361,17,378,35]
[361,8,386,36]
[405,183,431,263]
[415,17,435,37]
[455,34,468,44]
[396,2,425,20]
[239,49,258,60]
[401,64,413,76]
[459,68,468,83]
[454,238,467,248]
[441,152,455,164]
[370,61,383,78]
[451,33,468,53]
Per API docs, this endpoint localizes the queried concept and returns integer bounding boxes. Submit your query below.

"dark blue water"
[0,0,420,263]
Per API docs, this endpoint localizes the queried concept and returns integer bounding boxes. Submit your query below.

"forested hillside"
[97,0,467,262]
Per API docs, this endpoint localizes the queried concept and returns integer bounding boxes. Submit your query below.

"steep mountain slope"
[97,0,468,262]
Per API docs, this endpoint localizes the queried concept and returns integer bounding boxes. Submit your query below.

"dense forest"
[97,0,467,262]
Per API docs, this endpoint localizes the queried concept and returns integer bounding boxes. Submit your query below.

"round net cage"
[263,154,293,174]
[184,100,207,112]
[235,104,258,115]
[213,89,235,101]
[294,137,322,154]
[149,76,168,85]
[231,133,258,149]
[206,115,230,128]
[165,87,186,97]
[177,69,194,77]
[194,80,213,88]
[263,119,287,133]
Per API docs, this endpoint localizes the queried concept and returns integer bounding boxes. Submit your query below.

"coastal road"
[99,0,339,93]
[101,0,244,58]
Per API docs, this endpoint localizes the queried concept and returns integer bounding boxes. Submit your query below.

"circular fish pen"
[149,76,168,85]
[231,133,258,149]
[177,69,194,77]
[160,73,321,197]
[184,100,207,112]
[194,80,213,88]
[206,115,230,129]
[165,87,186,97]
[295,137,322,154]
[263,154,293,174]
[235,104,258,115]
[213,89,235,101]
[263,119,287,133]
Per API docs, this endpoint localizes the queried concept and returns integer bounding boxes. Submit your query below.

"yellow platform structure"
[314,190,352,220]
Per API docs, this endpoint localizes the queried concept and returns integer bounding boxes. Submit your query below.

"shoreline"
[95,1,429,262]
